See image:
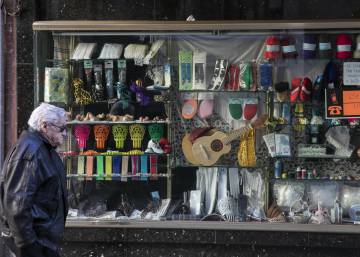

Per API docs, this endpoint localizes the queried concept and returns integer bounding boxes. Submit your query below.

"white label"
[266,45,280,52]
[282,45,296,53]
[343,62,360,86]
[337,45,351,52]
[357,43,360,50]
[94,64,102,72]
[83,60,93,69]
[117,59,126,69]
[303,43,316,51]
[104,60,114,69]
[319,42,331,50]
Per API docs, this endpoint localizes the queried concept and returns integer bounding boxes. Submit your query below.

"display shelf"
[269,154,352,159]
[268,123,360,129]
[272,101,325,106]
[179,89,263,93]
[68,100,171,109]
[296,154,351,159]
[270,178,359,182]
[66,173,172,179]
[267,123,306,127]
[61,153,172,157]
[67,120,170,125]
[175,164,259,168]
[63,219,360,233]
[267,155,358,161]
[46,58,130,63]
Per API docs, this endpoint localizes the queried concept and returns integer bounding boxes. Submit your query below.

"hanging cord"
[1,0,21,17]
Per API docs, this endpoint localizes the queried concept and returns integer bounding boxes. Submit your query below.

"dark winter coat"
[0,128,68,252]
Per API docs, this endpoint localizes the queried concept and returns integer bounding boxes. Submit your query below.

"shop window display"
[33,20,360,226]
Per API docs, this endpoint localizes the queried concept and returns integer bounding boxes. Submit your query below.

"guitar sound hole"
[211,140,223,152]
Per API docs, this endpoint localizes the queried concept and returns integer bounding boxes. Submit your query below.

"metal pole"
[0,2,5,165]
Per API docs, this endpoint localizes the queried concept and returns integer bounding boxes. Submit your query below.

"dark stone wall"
[58,227,360,257]
[35,0,360,21]
[15,0,38,143]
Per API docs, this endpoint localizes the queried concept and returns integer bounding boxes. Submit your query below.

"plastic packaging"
[325,126,354,157]
[94,64,105,101]
[105,61,114,99]
[189,190,202,215]
[341,185,360,216]
[273,181,305,211]
[241,169,266,219]
[308,182,339,210]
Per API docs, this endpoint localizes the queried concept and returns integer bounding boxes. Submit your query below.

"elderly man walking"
[0,103,68,257]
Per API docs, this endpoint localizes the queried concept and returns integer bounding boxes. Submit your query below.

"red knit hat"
[264,36,281,60]
[336,34,352,59]
[281,37,297,59]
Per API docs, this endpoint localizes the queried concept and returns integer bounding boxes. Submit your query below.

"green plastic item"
[240,62,253,90]
[112,125,128,149]
[105,156,112,181]
[96,156,104,179]
[229,98,243,120]
[244,63,253,89]
[148,124,164,142]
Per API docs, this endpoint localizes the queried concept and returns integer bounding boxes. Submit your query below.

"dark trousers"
[2,236,59,257]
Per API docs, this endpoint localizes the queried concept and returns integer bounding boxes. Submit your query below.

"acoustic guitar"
[191,115,268,166]
[182,129,216,165]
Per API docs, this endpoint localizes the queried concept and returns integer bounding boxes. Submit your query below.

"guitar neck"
[223,125,252,145]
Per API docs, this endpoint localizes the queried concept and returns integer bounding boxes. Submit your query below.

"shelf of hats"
[33,20,360,225]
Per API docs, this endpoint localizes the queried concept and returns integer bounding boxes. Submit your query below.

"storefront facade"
[3,1,360,257]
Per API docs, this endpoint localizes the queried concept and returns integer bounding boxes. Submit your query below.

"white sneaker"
[146,139,164,154]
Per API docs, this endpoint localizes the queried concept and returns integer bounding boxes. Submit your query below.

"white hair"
[28,103,67,131]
